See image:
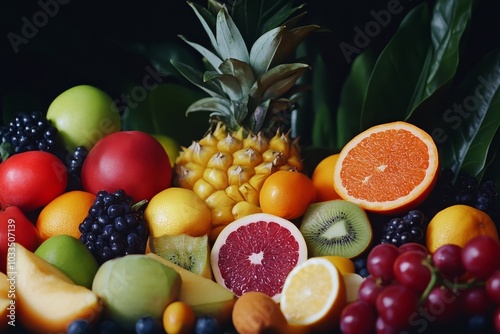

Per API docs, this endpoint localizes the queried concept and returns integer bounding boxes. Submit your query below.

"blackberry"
[0,111,59,160]
[79,189,149,265]
[380,210,427,247]
[67,145,88,178]
[454,173,479,206]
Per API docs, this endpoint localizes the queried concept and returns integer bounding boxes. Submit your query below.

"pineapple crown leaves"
[171,1,319,133]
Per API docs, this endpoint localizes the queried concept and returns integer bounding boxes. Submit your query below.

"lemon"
[144,187,211,237]
[280,256,347,332]
[153,134,180,167]
[425,204,499,253]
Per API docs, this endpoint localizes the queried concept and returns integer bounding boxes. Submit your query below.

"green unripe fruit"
[47,85,121,151]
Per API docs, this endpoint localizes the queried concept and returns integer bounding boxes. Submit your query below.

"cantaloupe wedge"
[147,252,235,325]
[9,243,103,334]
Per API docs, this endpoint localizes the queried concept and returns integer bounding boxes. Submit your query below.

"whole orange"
[36,190,96,242]
[425,204,499,253]
[259,170,317,220]
[311,154,342,202]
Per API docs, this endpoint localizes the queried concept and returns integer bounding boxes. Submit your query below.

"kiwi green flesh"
[299,200,372,258]
[150,234,209,275]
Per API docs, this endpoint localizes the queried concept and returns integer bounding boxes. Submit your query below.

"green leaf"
[187,1,218,51]
[438,49,500,178]
[170,60,224,98]
[360,3,431,130]
[215,5,250,62]
[336,50,376,148]
[271,25,320,68]
[249,63,310,101]
[249,26,284,77]
[311,52,336,148]
[178,35,223,71]
[122,83,208,148]
[219,59,255,95]
[203,71,242,100]
[424,0,473,97]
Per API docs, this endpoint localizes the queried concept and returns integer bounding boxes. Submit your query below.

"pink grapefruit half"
[210,213,308,303]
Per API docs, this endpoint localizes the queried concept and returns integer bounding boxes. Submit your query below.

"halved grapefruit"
[333,121,439,214]
[210,213,308,302]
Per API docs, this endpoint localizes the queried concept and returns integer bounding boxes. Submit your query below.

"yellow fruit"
[0,272,10,330]
[174,123,302,242]
[343,273,365,303]
[36,190,96,242]
[426,204,499,253]
[147,253,236,326]
[280,256,347,332]
[153,134,180,167]
[10,243,103,334]
[163,301,196,334]
[144,187,211,238]
[311,154,342,202]
[322,255,355,275]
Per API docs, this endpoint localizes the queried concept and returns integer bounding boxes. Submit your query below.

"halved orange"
[333,121,439,214]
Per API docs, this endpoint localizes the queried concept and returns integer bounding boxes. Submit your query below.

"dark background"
[1,0,499,146]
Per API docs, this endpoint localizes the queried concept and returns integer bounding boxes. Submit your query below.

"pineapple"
[172,0,319,241]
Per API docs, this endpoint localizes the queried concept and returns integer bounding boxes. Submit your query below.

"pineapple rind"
[173,122,302,241]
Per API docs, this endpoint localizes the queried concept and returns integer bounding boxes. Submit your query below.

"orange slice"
[333,121,439,214]
[280,256,347,332]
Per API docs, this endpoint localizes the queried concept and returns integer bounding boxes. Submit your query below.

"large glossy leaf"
[310,52,334,148]
[438,49,500,179]
[336,50,376,149]
[424,0,473,97]
[360,3,431,130]
[122,83,208,147]
[406,0,474,118]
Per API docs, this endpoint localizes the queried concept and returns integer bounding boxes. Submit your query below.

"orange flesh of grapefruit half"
[333,121,439,214]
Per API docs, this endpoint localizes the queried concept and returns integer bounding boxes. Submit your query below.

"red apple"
[81,131,172,203]
[0,206,40,273]
[0,151,68,212]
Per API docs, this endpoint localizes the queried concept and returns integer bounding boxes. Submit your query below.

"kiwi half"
[150,234,213,279]
[299,200,372,258]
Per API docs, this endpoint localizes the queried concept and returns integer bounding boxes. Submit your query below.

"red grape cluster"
[340,236,500,334]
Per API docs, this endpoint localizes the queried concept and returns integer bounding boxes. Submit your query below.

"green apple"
[46,84,121,151]
[34,235,99,289]
[92,254,181,330]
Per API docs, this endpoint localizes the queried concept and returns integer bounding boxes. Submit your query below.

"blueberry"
[107,204,123,219]
[66,319,92,334]
[466,315,489,333]
[135,316,164,334]
[195,316,220,334]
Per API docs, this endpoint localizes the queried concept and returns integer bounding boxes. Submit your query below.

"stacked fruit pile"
[1,1,499,334]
